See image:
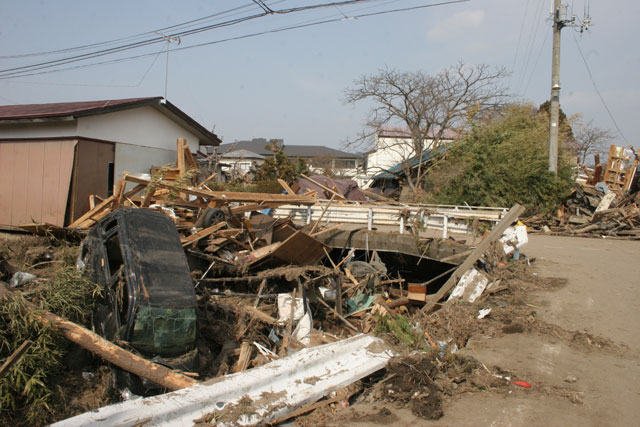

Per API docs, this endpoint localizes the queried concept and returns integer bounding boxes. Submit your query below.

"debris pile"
[0,144,543,426]
[524,144,640,239]
[525,186,640,238]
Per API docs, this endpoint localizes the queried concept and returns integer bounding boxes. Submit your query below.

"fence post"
[442,215,448,239]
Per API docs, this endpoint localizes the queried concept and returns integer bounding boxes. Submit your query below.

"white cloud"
[428,9,486,41]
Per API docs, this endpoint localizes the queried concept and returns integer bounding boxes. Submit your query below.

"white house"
[358,127,457,187]
[0,97,220,226]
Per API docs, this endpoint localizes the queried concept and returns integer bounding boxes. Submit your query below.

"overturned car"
[77,208,197,393]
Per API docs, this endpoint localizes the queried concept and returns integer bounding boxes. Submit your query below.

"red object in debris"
[513,381,532,388]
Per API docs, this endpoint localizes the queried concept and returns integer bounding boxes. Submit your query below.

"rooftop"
[0,97,221,145]
[217,139,360,159]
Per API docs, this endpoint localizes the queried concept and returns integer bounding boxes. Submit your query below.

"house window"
[334,159,356,169]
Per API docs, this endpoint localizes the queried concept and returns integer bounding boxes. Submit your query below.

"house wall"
[0,139,76,226]
[114,143,179,180]
[69,140,115,223]
[365,136,440,176]
[77,106,199,152]
[220,158,264,176]
[0,120,78,139]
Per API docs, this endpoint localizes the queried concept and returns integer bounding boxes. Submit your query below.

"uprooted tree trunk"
[0,284,198,391]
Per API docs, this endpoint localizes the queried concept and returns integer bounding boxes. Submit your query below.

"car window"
[130,305,197,357]
[104,233,124,278]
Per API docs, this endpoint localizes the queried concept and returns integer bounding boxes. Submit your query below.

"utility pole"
[548,1,591,175]
[154,32,181,100]
[548,0,562,175]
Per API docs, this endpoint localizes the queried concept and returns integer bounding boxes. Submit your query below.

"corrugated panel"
[0,97,157,120]
[0,140,76,226]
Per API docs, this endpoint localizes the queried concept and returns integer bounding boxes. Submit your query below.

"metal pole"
[164,41,170,99]
[548,0,562,175]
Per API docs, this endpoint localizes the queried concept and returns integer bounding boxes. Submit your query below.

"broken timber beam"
[181,222,226,246]
[124,174,316,205]
[277,179,296,195]
[300,174,346,200]
[0,285,198,391]
[420,204,526,313]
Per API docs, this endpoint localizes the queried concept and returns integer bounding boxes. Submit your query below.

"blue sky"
[1,0,637,151]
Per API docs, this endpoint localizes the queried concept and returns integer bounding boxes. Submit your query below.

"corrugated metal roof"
[217,139,360,159]
[0,97,221,145]
[0,97,160,119]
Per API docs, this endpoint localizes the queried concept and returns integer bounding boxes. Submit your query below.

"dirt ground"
[326,234,640,426]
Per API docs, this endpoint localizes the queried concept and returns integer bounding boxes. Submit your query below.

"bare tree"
[344,62,508,195]
[567,115,615,165]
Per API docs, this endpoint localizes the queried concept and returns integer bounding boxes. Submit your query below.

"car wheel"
[202,207,226,228]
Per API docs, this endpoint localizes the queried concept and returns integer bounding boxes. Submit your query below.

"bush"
[0,251,99,426]
[425,104,574,215]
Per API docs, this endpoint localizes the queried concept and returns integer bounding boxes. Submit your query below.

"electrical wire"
[0,2,270,59]
[509,0,530,77]
[0,0,469,81]
[521,21,550,94]
[0,0,379,78]
[515,0,545,95]
[572,31,628,142]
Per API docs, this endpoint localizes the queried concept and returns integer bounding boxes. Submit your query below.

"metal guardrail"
[272,202,507,238]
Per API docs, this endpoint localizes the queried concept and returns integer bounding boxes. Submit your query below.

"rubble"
[524,144,640,239]
[524,185,640,238]
[0,143,545,426]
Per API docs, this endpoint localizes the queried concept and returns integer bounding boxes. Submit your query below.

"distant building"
[216,138,361,177]
[360,126,457,187]
[0,97,220,226]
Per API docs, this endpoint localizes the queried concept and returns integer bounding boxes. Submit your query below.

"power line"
[0,0,469,81]
[515,0,545,95]
[572,31,628,142]
[0,2,268,59]
[509,0,530,78]
[521,22,550,94]
[0,0,379,78]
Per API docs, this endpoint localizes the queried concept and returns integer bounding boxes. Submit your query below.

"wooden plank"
[300,174,346,200]
[233,342,253,373]
[317,298,358,332]
[112,178,126,210]
[240,305,277,325]
[270,231,328,266]
[125,174,316,205]
[177,138,186,175]
[254,279,267,308]
[310,223,343,237]
[181,222,226,246]
[277,179,295,195]
[420,204,526,313]
[67,195,114,228]
[310,194,336,234]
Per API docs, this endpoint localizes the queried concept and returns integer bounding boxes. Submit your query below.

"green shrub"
[0,257,99,425]
[424,104,574,215]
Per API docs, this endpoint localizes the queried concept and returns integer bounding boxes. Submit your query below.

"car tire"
[202,207,226,228]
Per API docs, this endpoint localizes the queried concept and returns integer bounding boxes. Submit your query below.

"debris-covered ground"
[2,160,638,426]
[293,234,639,426]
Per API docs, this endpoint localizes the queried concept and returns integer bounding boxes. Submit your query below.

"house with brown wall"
[0,97,220,227]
